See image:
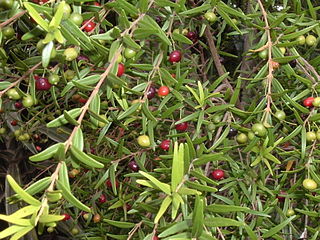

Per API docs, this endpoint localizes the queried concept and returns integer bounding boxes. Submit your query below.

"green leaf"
[57,180,91,212]
[0,225,25,239]
[179,4,211,15]
[171,142,184,192]
[46,108,82,128]
[0,215,32,226]
[123,35,141,49]
[49,1,65,29]
[41,41,53,68]
[138,171,171,195]
[63,110,79,126]
[172,32,193,44]
[217,7,241,34]
[117,103,140,120]
[281,24,318,40]
[29,143,63,162]
[154,195,172,223]
[9,226,34,240]
[103,219,135,228]
[192,195,204,237]
[58,161,71,192]
[193,153,227,166]
[39,214,64,223]
[158,221,189,238]
[6,175,41,206]
[262,216,295,238]
[24,3,49,31]
[89,94,100,127]
[206,204,250,213]
[185,181,217,193]
[72,128,84,151]
[207,126,230,152]
[205,217,243,227]
[70,145,104,168]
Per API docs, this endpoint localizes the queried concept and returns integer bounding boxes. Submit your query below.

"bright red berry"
[160,139,171,151]
[98,194,106,203]
[62,213,71,221]
[158,86,170,97]
[35,145,42,151]
[303,97,314,107]
[128,161,139,172]
[78,98,88,104]
[147,86,156,99]
[211,169,225,180]
[82,20,96,32]
[175,122,188,132]
[117,63,125,77]
[93,1,100,6]
[169,50,182,63]
[36,77,52,91]
[14,102,22,109]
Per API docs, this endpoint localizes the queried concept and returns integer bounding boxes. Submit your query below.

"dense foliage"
[0,0,320,239]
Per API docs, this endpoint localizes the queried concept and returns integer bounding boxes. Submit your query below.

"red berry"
[152,236,159,240]
[117,63,125,77]
[128,161,139,172]
[211,169,225,180]
[36,77,52,91]
[186,31,198,43]
[303,97,314,107]
[14,102,22,109]
[126,204,132,211]
[175,122,188,132]
[98,194,106,203]
[106,179,120,188]
[147,86,156,99]
[171,73,176,78]
[277,190,287,202]
[78,98,87,104]
[82,20,96,32]
[35,145,42,151]
[93,1,100,6]
[160,139,171,151]
[62,213,71,221]
[158,86,170,97]
[11,120,17,126]
[169,50,182,63]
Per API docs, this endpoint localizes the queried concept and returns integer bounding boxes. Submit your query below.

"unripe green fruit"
[137,135,151,147]
[312,97,320,107]
[204,12,217,23]
[55,3,71,20]
[207,123,215,131]
[258,49,268,59]
[279,47,286,55]
[316,131,320,141]
[306,131,316,142]
[212,115,222,124]
[14,129,22,137]
[37,40,45,52]
[6,88,21,100]
[0,0,14,10]
[71,228,79,235]
[124,48,137,59]
[64,69,75,81]
[22,94,34,108]
[303,178,317,190]
[275,110,286,121]
[296,35,305,45]
[48,74,60,85]
[236,133,248,144]
[251,123,267,137]
[248,131,255,140]
[306,35,317,46]
[47,227,55,233]
[116,55,123,63]
[63,47,78,61]
[0,127,6,134]
[69,13,83,26]
[2,26,15,39]
[286,209,295,217]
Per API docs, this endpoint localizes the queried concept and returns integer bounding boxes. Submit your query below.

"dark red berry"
[186,31,198,43]
[106,179,120,188]
[175,122,188,132]
[227,128,238,138]
[78,98,87,104]
[14,102,22,109]
[90,147,96,154]
[128,161,139,172]
[147,86,156,99]
[82,20,96,32]
[211,169,225,180]
[169,50,182,63]
[126,204,132,211]
[160,139,170,151]
[277,190,287,202]
[289,60,297,68]
[98,194,106,203]
[152,236,159,240]
[11,120,17,126]
[77,55,89,61]
[35,145,42,151]
[62,213,71,221]
[36,77,52,91]
[303,97,314,107]
[117,63,125,77]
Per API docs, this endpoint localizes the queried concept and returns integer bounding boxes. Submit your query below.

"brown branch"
[0,10,26,28]
[204,26,233,92]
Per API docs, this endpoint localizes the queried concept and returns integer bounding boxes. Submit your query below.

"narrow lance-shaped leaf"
[154,195,172,223]
[171,142,184,192]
